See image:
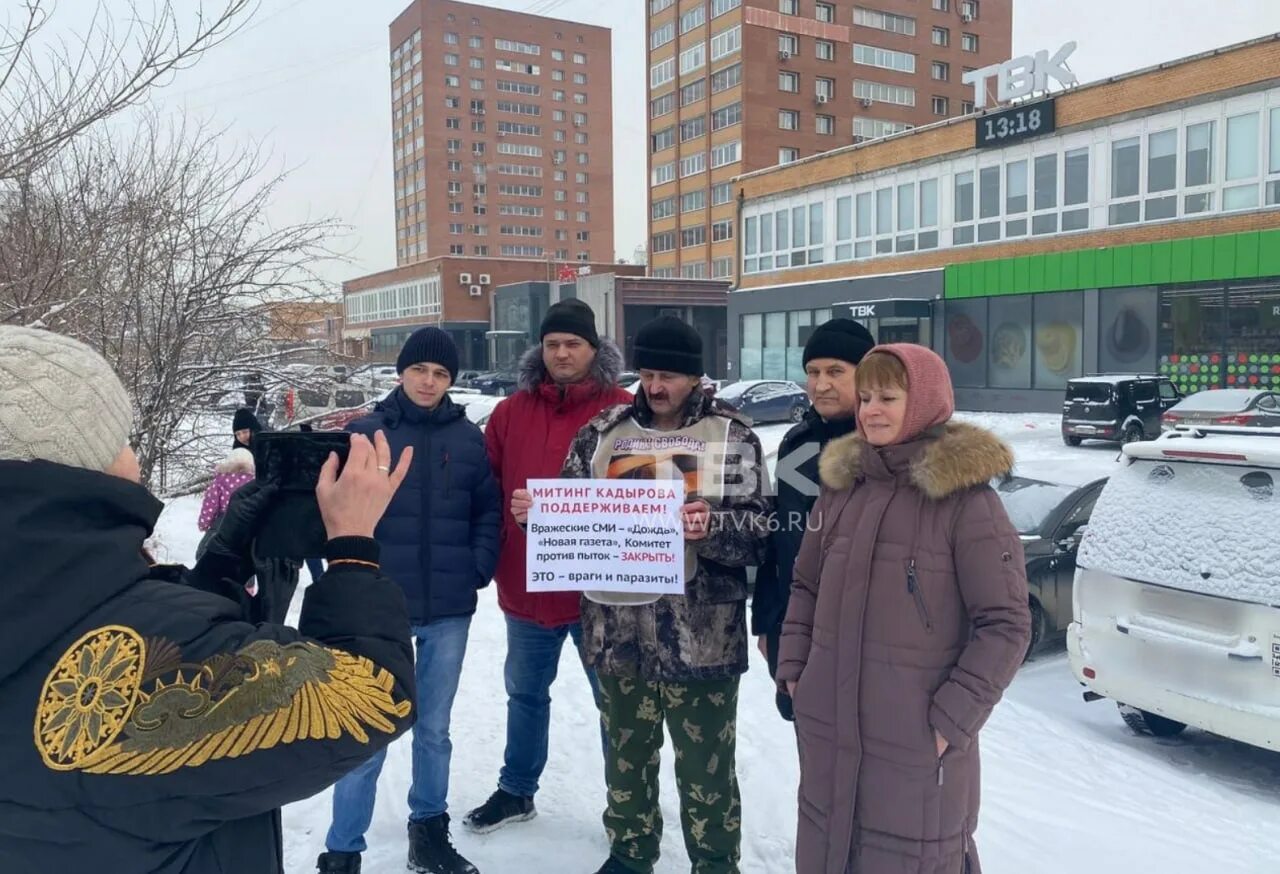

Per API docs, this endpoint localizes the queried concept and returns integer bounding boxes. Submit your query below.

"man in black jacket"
[751,318,875,720]
[0,325,417,874]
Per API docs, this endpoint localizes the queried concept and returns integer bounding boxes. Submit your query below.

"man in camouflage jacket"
[558,315,770,874]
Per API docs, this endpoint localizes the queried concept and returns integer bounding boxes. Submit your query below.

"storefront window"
[1225,283,1280,390]
[740,313,762,379]
[763,311,786,378]
[1032,292,1083,389]
[943,298,987,387]
[787,310,813,381]
[1098,287,1158,376]
[1159,286,1225,394]
[988,296,1032,389]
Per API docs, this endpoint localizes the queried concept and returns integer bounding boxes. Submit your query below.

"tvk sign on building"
[964,42,1079,148]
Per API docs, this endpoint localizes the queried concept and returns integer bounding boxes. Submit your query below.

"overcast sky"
[123,1,1280,290]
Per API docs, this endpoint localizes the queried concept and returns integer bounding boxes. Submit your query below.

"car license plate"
[1076,425,1097,434]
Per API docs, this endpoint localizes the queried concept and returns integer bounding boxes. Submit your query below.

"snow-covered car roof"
[1124,427,1280,468]
[1169,388,1277,412]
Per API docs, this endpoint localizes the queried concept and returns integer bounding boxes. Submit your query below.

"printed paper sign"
[525,478,685,595]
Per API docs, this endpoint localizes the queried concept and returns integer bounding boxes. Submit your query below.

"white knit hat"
[0,326,134,472]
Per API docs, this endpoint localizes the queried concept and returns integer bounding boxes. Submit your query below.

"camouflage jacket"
[560,390,772,682]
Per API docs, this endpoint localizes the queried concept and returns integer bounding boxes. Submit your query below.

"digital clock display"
[976,99,1056,148]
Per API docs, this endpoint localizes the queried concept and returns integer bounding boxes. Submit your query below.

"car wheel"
[1063,435,1083,447]
[496,387,507,397]
[789,404,806,423]
[1122,424,1143,444]
[1023,596,1047,662]
[1118,704,1187,738]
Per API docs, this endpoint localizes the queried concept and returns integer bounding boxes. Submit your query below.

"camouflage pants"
[598,674,741,874]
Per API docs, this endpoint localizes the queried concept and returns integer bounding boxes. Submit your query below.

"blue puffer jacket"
[347,388,501,624]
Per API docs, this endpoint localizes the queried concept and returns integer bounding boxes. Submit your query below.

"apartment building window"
[652,231,676,253]
[778,34,799,56]
[779,0,798,13]
[779,71,799,92]
[932,0,949,9]
[650,0,674,12]
[447,138,461,153]
[932,61,950,81]
[712,0,742,18]
[652,162,675,185]
[445,96,460,108]
[710,140,741,168]
[555,209,568,221]
[445,75,459,87]
[854,80,915,107]
[815,2,835,22]
[681,78,706,105]
[711,25,741,61]
[679,43,706,75]
[573,72,586,85]
[470,57,483,69]
[681,262,708,279]
[680,5,706,33]
[853,117,913,141]
[712,63,742,93]
[961,33,979,52]
[651,22,675,49]
[651,56,675,88]
[576,230,590,242]
[573,93,587,104]
[470,78,484,90]
[444,32,459,45]
[553,70,565,81]
[448,159,462,172]
[444,53,459,66]
[680,153,706,177]
[854,8,917,36]
[470,35,483,49]
[962,99,975,114]
[552,49,565,60]
[446,117,460,129]
[779,147,800,164]
[574,52,586,64]
[651,92,675,117]
[712,218,734,242]
[932,96,949,116]
[853,44,916,73]
[652,196,676,219]
[474,245,489,255]
[712,182,733,205]
[449,244,464,255]
[961,0,979,19]
[932,27,949,47]
[779,109,799,130]
[816,39,835,61]
[681,225,706,248]
[815,77,835,99]
[711,257,734,278]
[576,210,589,222]
[575,132,588,144]
[555,190,567,202]
[554,129,567,142]
[449,223,464,234]
[681,189,706,212]
[495,39,541,55]
[448,202,462,214]
[553,110,566,122]
[680,116,706,142]
[573,112,587,125]
[816,114,835,135]
[575,171,588,183]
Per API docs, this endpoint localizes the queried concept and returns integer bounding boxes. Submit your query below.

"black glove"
[186,480,280,596]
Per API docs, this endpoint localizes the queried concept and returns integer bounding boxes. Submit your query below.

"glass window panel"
[979,166,1000,218]
[776,209,789,251]
[920,179,938,226]
[1006,218,1027,237]
[836,196,852,240]
[1224,184,1259,210]
[1032,292,1083,389]
[809,203,824,244]
[1033,212,1059,234]
[1147,130,1177,192]
[744,216,757,255]
[1006,160,1027,214]
[788,310,812,345]
[876,188,893,235]
[1271,108,1280,173]
[759,213,773,252]
[1185,121,1215,186]
[897,183,915,231]
[1034,154,1058,209]
[856,193,873,238]
[765,311,786,348]
[1098,287,1158,375]
[792,206,806,248]
[1226,113,1260,181]
[1064,148,1089,206]
[954,171,974,222]
[953,226,974,245]
[1062,209,1089,231]
[943,298,987,387]
[988,296,1031,389]
[742,313,762,348]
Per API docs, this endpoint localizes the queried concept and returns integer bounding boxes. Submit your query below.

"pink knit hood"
[861,343,955,445]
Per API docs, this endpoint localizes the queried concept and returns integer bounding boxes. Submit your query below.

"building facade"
[340,257,636,368]
[646,0,1011,282]
[729,36,1280,412]
[390,0,615,265]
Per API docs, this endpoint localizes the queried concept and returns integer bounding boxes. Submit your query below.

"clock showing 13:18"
[975,99,1057,148]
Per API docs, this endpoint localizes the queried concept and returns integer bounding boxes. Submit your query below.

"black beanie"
[540,298,600,347]
[232,408,262,433]
[802,318,876,368]
[396,326,460,380]
[632,315,702,376]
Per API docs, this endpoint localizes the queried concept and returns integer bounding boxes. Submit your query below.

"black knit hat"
[396,326,459,380]
[802,318,877,368]
[632,315,702,376]
[232,408,262,433]
[540,298,600,347]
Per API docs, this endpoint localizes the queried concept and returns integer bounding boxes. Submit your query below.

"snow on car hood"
[1080,458,1280,607]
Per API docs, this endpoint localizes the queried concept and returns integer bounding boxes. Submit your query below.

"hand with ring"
[316,431,413,539]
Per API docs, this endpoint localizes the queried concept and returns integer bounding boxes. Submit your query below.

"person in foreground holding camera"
[777,344,1030,874]
[0,325,417,874]
[553,315,771,874]
[319,327,500,874]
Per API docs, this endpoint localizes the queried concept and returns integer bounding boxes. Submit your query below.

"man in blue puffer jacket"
[318,328,501,874]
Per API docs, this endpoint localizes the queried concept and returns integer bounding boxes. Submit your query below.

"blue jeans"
[498,615,604,799]
[325,616,471,853]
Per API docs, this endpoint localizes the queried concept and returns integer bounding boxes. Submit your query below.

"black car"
[993,475,1109,658]
[472,370,519,396]
[716,380,810,424]
[1061,375,1182,446]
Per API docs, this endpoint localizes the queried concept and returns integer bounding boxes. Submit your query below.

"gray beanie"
[0,326,134,472]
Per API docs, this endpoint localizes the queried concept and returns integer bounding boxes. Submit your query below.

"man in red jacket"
[464,299,632,835]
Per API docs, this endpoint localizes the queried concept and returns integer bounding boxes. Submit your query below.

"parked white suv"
[1069,426,1280,751]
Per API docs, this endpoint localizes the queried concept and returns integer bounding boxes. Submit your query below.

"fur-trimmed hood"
[516,337,625,393]
[215,447,255,475]
[818,421,1013,500]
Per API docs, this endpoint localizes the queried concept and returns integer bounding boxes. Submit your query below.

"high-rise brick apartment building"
[390,0,615,265]
[646,0,1011,281]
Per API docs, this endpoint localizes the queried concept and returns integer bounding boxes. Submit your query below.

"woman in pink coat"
[196,447,255,553]
[777,344,1031,874]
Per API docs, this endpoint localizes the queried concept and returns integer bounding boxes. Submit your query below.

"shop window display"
[1098,287,1158,375]
[1032,292,1083,390]
[943,298,988,387]
[987,296,1032,389]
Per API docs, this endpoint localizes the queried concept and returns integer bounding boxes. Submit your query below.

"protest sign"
[524,478,684,596]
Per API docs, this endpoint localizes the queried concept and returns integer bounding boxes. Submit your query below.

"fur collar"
[516,337,625,393]
[216,447,255,475]
[818,421,1014,500]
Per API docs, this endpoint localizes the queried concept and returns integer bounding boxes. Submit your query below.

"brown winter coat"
[776,422,1031,874]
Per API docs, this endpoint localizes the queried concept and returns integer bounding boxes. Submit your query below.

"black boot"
[316,850,361,874]
[462,788,537,834]
[592,859,636,874]
[407,814,479,874]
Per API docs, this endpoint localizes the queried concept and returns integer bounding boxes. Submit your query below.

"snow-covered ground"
[150,414,1280,874]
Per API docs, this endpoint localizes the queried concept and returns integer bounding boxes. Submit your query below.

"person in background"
[464,299,632,836]
[0,325,416,874]
[777,344,1031,874]
[196,446,255,559]
[318,327,500,874]
[556,315,771,874]
[233,407,261,451]
[751,318,875,721]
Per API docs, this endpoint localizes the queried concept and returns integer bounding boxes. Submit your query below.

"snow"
[146,413,1280,874]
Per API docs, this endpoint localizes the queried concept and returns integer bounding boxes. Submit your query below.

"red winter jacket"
[484,341,632,628]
